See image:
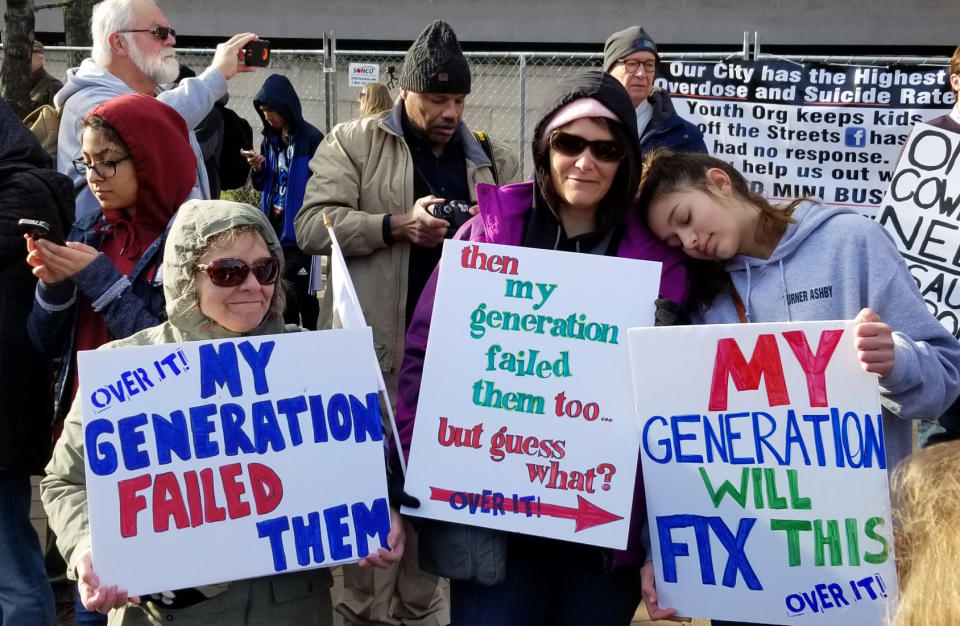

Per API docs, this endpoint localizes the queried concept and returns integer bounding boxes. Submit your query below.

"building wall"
[20,0,960,49]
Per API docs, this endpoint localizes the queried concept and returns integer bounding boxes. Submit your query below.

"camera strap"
[473,131,499,185]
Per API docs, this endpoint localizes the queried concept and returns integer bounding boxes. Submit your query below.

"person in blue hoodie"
[633,149,960,625]
[248,73,324,329]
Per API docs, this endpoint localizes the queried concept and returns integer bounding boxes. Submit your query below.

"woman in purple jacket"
[394,71,689,626]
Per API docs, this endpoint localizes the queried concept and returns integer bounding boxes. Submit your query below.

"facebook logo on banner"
[845,127,867,147]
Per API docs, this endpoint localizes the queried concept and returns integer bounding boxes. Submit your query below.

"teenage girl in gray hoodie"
[634,149,960,625]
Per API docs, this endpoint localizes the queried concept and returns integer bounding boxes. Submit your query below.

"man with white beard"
[55,0,259,222]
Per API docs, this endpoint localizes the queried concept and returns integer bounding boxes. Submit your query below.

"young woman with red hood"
[26,93,196,417]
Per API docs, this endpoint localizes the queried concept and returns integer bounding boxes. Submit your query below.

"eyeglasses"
[196,257,280,287]
[73,156,132,179]
[549,132,625,163]
[617,58,657,75]
[117,26,176,40]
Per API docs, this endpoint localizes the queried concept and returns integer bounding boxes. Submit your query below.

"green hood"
[161,199,287,341]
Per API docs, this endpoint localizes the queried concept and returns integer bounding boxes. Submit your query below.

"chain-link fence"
[30,45,952,177]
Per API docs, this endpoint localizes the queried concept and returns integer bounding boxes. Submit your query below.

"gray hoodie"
[695,201,960,469]
[54,58,227,223]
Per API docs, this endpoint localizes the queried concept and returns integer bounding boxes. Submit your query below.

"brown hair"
[950,44,960,97]
[636,149,803,311]
[891,440,960,625]
[360,82,394,116]
[82,115,130,154]
[533,117,639,233]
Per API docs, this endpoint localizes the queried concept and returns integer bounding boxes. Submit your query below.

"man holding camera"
[55,0,260,222]
[295,19,518,626]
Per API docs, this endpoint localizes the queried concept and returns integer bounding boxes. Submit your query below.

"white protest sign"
[79,328,389,596]
[629,321,896,625]
[878,122,960,339]
[349,62,380,87]
[402,240,661,549]
[659,60,953,216]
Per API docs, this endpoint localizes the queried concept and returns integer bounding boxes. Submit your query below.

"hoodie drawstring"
[743,264,753,323]
[778,260,792,322]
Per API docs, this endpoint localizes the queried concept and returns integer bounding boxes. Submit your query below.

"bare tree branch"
[1,0,36,117]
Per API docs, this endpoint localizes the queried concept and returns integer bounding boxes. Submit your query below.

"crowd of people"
[4,0,960,624]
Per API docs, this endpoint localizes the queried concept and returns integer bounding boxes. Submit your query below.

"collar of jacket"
[379,98,493,168]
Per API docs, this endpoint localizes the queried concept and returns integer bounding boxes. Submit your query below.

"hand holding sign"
[853,308,895,379]
[76,549,139,613]
[357,507,406,568]
[640,561,689,623]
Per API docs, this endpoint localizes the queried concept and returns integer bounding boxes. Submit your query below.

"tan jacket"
[295,103,519,401]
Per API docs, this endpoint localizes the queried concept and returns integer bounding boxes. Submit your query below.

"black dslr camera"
[430,200,472,238]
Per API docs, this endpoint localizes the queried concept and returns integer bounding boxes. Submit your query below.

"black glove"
[387,460,421,509]
[654,297,691,327]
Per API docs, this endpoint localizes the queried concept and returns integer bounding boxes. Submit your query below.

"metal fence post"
[322,32,331,133]
[330,31,338,125]
[519,53,527,175]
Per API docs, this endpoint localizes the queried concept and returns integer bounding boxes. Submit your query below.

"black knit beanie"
[399,20,471,94]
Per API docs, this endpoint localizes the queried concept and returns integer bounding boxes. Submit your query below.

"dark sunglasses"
[118,26,176,40]
[195,257,280,287]
[549,132,626,163]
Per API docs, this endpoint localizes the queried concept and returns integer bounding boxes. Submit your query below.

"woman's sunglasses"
[549,131,626,163]
[196,257,280,287]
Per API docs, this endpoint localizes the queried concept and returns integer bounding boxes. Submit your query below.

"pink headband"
[542,97,620,136]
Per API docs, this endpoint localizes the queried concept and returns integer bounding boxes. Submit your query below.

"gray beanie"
[603,25,659,72]
[399,20,471,94]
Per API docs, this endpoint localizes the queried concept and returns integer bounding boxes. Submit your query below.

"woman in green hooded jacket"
[41,199,405,625]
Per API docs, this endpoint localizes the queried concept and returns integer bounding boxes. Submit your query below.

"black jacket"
[0,98,74,474]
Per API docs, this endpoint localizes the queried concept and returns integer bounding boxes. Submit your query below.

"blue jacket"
[251,74,324,248]
[640,89,707,154]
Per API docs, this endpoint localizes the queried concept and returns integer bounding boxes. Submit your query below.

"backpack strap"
[473,130,499,185]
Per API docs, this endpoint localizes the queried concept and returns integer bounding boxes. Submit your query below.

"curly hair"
[891,440,960,625]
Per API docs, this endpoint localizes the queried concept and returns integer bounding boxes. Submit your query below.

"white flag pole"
[324,213,407,476]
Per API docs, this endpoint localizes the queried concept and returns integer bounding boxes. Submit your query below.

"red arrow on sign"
[429,487,622,531]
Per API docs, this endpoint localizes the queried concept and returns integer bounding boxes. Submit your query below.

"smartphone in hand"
[18,219,66,246]
[243,40,271,67]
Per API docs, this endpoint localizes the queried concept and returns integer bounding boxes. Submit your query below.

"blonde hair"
[360,82,393,116]
[891,440,960,625]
